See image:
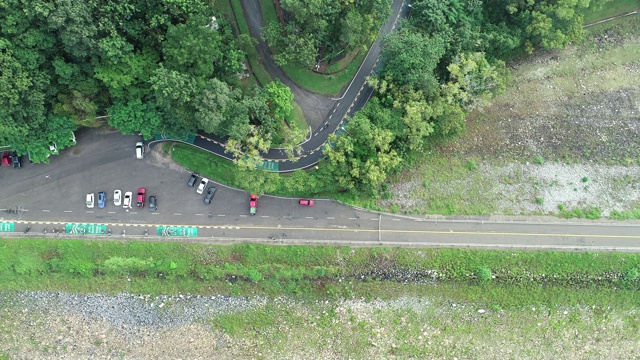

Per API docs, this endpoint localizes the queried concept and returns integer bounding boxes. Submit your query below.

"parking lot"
[0,127,354,234]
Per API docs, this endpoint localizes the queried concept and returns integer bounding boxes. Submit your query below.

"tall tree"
[324,113,401,193]
[380,30,446,92]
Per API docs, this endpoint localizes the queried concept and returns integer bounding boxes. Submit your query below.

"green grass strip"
[2,238,640,308]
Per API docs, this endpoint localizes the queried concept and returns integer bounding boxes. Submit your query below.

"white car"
[196,178,209,194]
[86,193,94,208]
[113,190,122,206]
[135,142,144,159]
[123,192,133,208]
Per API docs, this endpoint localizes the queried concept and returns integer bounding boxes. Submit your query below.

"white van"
[135,142,144,159]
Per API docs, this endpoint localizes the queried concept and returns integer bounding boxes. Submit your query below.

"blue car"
[97,191,107,208]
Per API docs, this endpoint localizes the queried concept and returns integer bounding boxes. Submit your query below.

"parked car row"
[86,188,157,211]
[188,172,217,205]
[2,151,21,168]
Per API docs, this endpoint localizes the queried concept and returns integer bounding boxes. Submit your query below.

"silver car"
[123,191,133,208]
[86,193,94,208]
[113,190,122,206]
[196,178,209,194]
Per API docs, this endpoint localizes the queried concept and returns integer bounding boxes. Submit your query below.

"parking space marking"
[392,219,400,221]
[130,212,138,215]
[349,217,357,220]
[217,214,225,217]
[152,213,159,215]
[86,211,94,213]
[64,210,72,213]
[327,217,335,219]
[305,217,314,219]
[370,218,378,221]
[108,211,116,214]
[173,213,182,216]
[239,215,247,217]
[261,215,269,218]
[195,213,204,216]
[42,210,50,212]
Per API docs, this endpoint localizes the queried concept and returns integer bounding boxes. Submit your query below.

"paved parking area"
[0,127,371,233]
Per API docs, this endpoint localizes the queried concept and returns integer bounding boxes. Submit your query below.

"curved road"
[150,0,409,172]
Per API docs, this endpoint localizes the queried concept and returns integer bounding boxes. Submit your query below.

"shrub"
[465,160,478,171]
[535,197,544,205]
[476,266,492,282]
[246,268,264,283]
[534,156,544,165]
[625,268,639,281]
[582,177,589,183]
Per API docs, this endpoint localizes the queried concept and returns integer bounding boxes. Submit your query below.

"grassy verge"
[286,101,307,134]
[582,0,639,24]
[171,143,338,196]
[279,52,367,96]
[2,238,640,308]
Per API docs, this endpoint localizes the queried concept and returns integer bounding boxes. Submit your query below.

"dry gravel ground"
[380,19,640,217]
[3,291,640,360]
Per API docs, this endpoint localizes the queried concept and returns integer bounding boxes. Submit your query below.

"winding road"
[150,0,409,172]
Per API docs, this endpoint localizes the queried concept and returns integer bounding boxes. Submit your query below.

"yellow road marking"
[12,221,640,239]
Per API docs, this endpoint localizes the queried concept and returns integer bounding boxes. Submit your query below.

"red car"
[249,194,258,215]
[136,188,146,208]
[1,152,11,166]
[298,199,314,207]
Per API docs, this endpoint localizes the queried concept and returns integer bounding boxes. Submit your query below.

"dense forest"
[324,0,597,195]
[0,0,295,163]
[0,0,602,177]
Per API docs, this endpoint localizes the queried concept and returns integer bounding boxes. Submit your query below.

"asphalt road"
[2,128,640,251]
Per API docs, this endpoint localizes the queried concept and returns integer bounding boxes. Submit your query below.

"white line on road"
[64,210,72,213]
[392,219,400,221]
[152,213,159,215]
[42,210,50,212]
[370,218,378,221]
[239,215,247,217]
[130,212,138,215]
[108,211,116,214]
[327,217,335,219]
[349,217,357,220]
[86,211,94,213]
[261,216,269,218]
[217,214,225,217]
[173,213,182,216]
[305,217,314,219]
[195,213,204,216]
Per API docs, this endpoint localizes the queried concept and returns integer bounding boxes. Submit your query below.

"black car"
[149,195,157,211]
[204,186,216,204]
[11,152,21,168]
[188,172,198,187]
